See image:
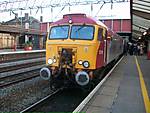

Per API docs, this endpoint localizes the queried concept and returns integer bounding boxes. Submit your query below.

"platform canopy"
[132,0,150,41]
[0,0,130,22]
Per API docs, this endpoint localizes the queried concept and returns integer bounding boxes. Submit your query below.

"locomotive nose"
[40,67,51,80]
[75,71,90,86]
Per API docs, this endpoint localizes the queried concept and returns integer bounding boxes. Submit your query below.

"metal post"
[147,41,150,60]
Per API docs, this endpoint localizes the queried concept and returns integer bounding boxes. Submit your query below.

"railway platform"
[79,55,150,113]
[0,49,24,52]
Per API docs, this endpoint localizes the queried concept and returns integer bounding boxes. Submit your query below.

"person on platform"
[139,45,143,55]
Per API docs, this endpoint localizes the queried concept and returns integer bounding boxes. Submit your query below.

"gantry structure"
[132,0,150,40]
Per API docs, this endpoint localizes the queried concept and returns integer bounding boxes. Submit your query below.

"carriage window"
[98,28,103,41]
[70,25,94,40]
[49,25,69,39]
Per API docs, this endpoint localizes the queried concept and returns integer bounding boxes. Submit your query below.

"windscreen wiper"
[60,26,68,32]
[75,24,86,33]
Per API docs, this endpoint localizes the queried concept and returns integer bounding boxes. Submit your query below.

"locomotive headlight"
[69,19,72,24]
[48,58,53,65]
[78,60,83,65]
[83,61,90,68]
[53,59,57,63]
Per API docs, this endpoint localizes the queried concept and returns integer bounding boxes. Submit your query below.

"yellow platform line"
[135,56,150,113]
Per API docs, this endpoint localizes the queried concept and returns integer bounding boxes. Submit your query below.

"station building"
[0,13,44,50]
[100,19,131,39]
[0,33,15,49]
[0,14,131,50]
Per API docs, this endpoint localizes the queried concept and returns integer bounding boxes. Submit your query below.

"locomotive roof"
[51,13,108,29]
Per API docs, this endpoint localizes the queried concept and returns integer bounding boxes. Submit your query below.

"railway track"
[0,59,45,73]
[20,55,123,113]
[20,87,88,113]
[0,57,46,88]
[0,69,40,88]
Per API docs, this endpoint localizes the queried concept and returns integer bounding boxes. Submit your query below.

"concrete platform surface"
[82,55,150,113]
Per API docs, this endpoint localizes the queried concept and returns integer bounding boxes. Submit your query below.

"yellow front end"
[46,39,99,70]
[46,25,99,70]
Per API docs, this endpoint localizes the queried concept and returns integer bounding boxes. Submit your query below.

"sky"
[0,1,130,22]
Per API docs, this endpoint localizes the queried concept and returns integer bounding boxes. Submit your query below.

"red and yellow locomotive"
[40,13,124,88]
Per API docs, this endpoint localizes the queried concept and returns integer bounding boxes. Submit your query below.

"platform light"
[107,36,111,39]
[143,31,147,36]
[28,47,32,50]
[138,37,141,40]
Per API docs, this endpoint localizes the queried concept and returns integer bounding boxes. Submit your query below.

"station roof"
[0,25,46,35]
[4,16,40,25]
[132,0,150,41]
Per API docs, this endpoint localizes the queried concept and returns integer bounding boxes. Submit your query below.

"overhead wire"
[25,0,29,8]
[32,0,37,9]
[53,0,69,20]
[9,1,15,16]
[0,0,128,13]
[111,0,113,9]
[4,1,8,11]
[94,1,105,17]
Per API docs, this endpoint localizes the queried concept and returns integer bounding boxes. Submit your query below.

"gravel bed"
[0,76,52,112]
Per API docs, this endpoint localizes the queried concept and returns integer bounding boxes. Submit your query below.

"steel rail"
[20,88,64,113]
[0,69,40,88]
[0,60,44,73]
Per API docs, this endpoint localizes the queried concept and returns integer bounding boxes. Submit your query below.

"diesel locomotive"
[40,13,124,89]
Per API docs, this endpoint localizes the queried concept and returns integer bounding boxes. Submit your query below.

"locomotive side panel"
[107,34,124,64]
[95,26,107,68]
